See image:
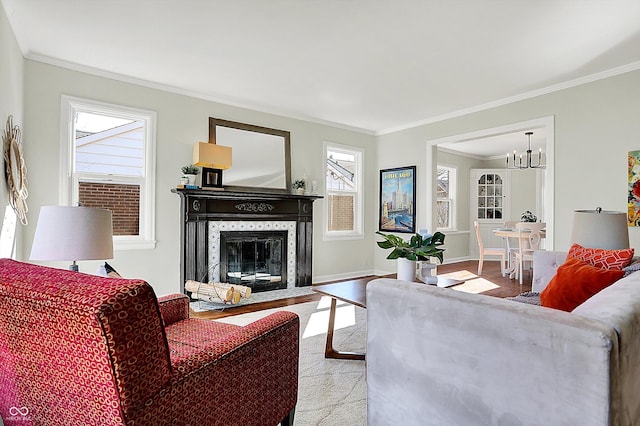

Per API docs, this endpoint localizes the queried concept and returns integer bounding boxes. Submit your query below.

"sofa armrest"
[532,250,567,292]
[366,278,618,426]
[157,293,190,325]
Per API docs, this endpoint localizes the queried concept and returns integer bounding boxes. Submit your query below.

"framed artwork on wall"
[628,150,640,226]
[379,166,416,233]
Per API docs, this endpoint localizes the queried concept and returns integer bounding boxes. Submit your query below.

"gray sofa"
[366,251,640,425]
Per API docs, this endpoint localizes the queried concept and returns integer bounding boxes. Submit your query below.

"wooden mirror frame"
[209,117,291,193]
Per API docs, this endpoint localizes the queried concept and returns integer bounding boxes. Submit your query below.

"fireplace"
[173,188,320,295]
[220,231,287,292]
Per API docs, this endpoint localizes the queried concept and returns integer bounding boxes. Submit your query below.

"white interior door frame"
[426,116,555,251]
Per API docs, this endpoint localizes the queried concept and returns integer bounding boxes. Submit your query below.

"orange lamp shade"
[193,142,232,170]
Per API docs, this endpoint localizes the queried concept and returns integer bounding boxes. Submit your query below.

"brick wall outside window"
[327,194,354,231]
[79,182,140,236]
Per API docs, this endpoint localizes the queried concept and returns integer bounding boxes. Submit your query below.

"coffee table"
[312,276,464,360]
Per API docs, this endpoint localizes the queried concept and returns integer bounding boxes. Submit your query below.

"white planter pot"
[185,174,196,185]
[397,258,417,282]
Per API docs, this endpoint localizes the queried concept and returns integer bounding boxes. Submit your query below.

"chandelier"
[506,131,545,169]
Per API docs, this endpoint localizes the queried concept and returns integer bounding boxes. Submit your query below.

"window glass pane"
[436,200,450,228]
[326,150,356,192]
[78,181,140,236]
[327,194,354,231]
[437,168,449,198]
[75,111,144,177]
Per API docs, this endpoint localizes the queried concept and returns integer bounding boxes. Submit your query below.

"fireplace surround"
[173,188,320,294]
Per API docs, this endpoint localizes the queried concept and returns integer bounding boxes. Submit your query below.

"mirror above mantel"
[209,117,291,193]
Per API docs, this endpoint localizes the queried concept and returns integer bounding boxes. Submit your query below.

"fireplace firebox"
[220,231,287,292]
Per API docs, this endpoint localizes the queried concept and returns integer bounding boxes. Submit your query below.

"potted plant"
[376,231,446,282]
[520,210,537,222]
[181,164,200,185]
[292,179,306,195]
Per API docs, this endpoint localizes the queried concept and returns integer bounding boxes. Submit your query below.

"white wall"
[22,60,376,295]
[0,4,23,259]
[376,69,640,274]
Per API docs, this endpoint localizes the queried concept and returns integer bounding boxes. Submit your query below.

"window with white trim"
[324,143,363,239]
[60,96,157,250]
[436,165,456,231]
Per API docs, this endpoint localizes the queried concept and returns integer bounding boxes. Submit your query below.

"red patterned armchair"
[0,259,299,425]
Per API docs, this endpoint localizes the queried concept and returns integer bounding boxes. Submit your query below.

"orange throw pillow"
[567,243,634,270]
[540,257,624,311]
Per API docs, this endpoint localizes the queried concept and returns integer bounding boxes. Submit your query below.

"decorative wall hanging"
[3,116,28,225]
[628,151,640,226]
[379,166,416,233]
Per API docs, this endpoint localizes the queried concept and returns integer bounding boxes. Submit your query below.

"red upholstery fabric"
[567,243,634,270]
[157,293,190,325]
[0,259,299,426]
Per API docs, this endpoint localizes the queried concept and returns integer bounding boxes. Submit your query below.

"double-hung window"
[60,96,157,250]
[324,142,363,240]
[436,165,456,231]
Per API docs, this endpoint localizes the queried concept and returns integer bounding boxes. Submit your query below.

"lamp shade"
[193,142,232,170]
[30,206,114,263]
[569,209,629,250]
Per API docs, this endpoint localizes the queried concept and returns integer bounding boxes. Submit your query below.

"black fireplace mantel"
[172,188,321,294]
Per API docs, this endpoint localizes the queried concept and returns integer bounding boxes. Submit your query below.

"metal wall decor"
[3,116,28,225]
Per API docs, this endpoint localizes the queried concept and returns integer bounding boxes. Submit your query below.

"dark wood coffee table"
[312,276,465,361]
[312,278,368,360]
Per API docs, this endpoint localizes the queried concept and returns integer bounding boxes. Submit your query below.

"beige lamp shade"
[30,206,114,269]
[569,209,629,250]
[193,142,232,170]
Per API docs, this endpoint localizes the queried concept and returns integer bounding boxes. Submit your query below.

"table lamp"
[193,142,232,188]
[30,206,114,271]
[569,207,629,250]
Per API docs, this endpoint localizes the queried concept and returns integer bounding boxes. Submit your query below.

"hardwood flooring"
[190,259,531,320]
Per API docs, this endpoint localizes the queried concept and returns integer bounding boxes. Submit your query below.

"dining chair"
[502,220,520,269]
[514,222,547,285]
[474,220,507,276]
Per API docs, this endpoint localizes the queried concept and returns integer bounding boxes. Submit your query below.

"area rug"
[189,286,316,312]
[215,298,367,426]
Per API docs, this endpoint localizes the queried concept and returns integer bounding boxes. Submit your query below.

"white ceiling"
[2,0,640,137]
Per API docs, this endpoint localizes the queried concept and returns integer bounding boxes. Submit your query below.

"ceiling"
[2,0,640,137]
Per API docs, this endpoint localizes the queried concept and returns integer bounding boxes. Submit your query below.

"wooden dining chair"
[474,220,507,276]
[514,222,546,285]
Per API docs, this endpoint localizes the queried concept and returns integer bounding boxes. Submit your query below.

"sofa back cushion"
[0,259,171,422]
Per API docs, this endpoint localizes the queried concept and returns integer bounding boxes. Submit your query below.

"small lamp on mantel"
[569,207,630,250]
[193,142,232,189]
[30,206,114,272]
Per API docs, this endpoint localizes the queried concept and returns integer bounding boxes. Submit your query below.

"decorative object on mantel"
[376,231,445,282]
[570,207,630,250]
[181,164,200,186]
[193,141,232,189]
[2,116,28,225]
[506,131,545,169]
[30,206,113,272]
[520,210,538,222]
[292,179,306,195]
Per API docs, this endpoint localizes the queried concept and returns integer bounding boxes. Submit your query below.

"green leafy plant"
[181,164,200,175]
[292,179,306,189]
[520,210,537,222]
[376,231,446,263]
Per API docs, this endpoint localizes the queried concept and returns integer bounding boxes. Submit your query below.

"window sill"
[322,232,364,242]
[114,239,157,251]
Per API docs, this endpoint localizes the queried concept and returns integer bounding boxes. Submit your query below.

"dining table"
[492,227,547,278]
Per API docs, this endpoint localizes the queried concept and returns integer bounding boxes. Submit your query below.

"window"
[324,143,363,239]
[60,96,157,250]
[436,165,456,231]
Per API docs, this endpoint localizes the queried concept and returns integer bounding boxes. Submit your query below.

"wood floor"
[190,259,531,320]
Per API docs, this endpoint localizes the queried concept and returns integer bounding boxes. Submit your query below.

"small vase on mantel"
[396,257,417,282]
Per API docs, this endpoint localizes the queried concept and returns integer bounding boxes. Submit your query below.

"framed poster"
[629,150,640,226]
[379,166,416,233]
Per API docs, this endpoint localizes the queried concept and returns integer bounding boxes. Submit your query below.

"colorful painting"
[379,166,416,233]
[629,151,640,226]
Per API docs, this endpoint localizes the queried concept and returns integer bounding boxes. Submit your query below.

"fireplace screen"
[220,231,288,292]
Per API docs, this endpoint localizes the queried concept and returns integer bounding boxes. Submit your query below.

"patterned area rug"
[215,299,367,426]
[189,286,316,312]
